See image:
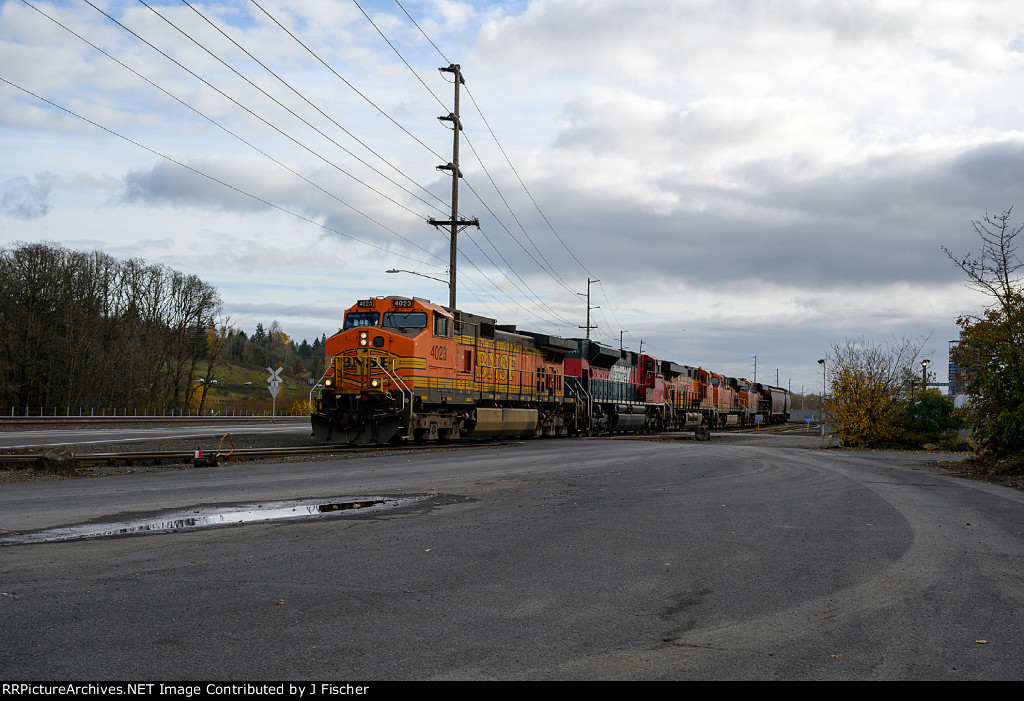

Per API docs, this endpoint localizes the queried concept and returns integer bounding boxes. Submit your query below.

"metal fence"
[6,407,305,418]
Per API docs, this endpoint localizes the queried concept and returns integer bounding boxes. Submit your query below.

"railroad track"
[1,422,822,472]
[715,421,820,434]
[0,440,500,472]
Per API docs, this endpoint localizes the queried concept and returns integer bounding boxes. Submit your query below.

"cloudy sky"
[3,0,1022,394]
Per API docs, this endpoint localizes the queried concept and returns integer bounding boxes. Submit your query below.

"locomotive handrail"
[373,356,412,413]
[565,379,593,428]
[309,363,333,412]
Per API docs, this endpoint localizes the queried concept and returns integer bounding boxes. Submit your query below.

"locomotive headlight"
[370,379,380,388]
[324,378,333,387]
[359,331,368,346]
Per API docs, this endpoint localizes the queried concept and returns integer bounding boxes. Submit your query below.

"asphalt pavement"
[1,434,1020,681]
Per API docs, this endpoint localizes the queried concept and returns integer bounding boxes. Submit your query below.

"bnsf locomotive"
[310,296,790,444]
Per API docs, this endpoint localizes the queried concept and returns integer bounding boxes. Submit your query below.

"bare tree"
[943,207,1023,314]
[0,242,224,412]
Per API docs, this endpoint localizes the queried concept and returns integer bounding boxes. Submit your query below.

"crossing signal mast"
[428,63,479,311]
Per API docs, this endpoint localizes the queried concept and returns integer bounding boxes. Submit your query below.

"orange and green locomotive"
[311,296,578,444]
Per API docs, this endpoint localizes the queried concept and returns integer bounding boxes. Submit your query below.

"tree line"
[221,322,326,378]
[1,241,222,413]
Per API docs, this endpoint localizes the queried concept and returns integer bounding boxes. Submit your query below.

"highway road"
[1,434,1021,680]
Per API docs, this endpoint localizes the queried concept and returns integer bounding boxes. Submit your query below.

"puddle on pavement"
[0,496,419,544]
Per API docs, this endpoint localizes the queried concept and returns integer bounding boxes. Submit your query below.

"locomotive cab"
[313,297,454,444]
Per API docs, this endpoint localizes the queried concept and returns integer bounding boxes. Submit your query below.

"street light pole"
[817,358,826,437]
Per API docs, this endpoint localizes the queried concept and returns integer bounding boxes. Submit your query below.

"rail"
[0,440,504,471]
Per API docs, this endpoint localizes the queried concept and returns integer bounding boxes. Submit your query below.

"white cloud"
[3,0,1022,389]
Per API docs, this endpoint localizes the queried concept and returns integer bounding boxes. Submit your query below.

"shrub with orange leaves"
[822,335,929,447]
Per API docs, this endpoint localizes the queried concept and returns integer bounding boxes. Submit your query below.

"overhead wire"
[13,1,597,336]
[349,0,578,327]
[18,0,443,264]
[134,0,569,329]
[463,84,599,279]
[397,1,637,344]
[393,0,600,287]
[395,0,450,65]
[0,75,440,269]
[126,0,444,223]
[177,0,450,215]
[248,0,447,163]
[243,0,574,327]
[350,0,448,112]
[459,131,578,296]
[387,0,631,339]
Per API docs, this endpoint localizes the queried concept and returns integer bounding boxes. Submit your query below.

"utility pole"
[428,63,478,311]
[620,330,629,353]
[578,277,599,340]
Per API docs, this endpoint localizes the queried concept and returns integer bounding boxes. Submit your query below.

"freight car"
[310,296,789,444]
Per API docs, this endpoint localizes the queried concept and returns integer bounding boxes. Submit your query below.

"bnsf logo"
[341,356,371,371]
[477,349,517,382]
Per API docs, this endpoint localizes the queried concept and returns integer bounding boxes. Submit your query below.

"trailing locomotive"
[310,295,790,444]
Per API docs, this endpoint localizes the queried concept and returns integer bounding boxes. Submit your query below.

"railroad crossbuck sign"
[267,367,282,399]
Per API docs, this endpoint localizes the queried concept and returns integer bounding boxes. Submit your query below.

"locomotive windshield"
[382,311,427,329]
[343,311,380,329]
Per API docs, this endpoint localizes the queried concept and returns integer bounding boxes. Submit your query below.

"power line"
[386,1,618,335]
[15,1,598,334]
[127,0,441,221]
[248,0,446,163]
[460,131,577,296]
[346,4,580,324]
[395,0,451,63]
[126,1,573,328]
[19,0,442,263]
[178,0,450,214]
[464,84,599,280]
[0,75,440,268]
[350,0,448,112]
